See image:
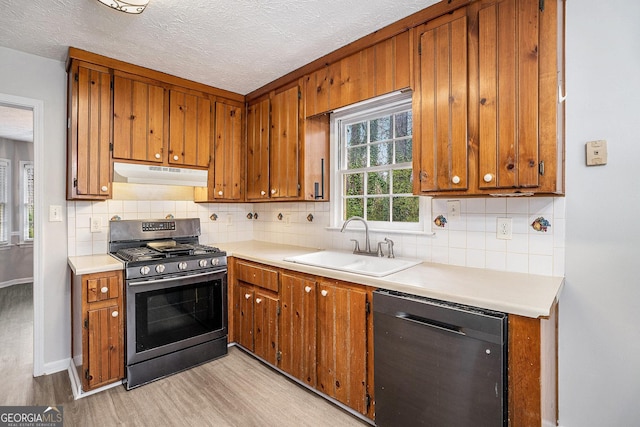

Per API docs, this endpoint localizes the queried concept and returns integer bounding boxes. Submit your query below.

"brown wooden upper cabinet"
[246,98,271,200]
[413,0,564,196]
[67,61,112,200]
[168,90,212,168]
[112,74,165,163]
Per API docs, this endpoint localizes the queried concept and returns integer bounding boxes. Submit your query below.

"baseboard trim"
[67,361,123,400]
[44,357,71,375]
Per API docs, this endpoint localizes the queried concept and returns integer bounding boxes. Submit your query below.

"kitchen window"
[330,92,429,232]
[0,158,9,245]
[21,161,34,242]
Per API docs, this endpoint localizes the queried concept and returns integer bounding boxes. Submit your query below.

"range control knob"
[178,262,188,270]
[198,259,208,268]
[155,264,165,273]
[140,266,151,275]
[211,258,220,266]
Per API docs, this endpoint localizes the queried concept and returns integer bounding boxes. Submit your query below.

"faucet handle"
[384,238,395,258]
[349,239,360,253]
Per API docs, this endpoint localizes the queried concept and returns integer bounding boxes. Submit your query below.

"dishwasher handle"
[396,312,466,336]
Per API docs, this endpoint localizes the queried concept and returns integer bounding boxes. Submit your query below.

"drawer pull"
[100,286,108,294]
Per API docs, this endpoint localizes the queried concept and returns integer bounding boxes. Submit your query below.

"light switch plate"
[49,205,62,222]
[586,140,607,166]
[447,200,461,220]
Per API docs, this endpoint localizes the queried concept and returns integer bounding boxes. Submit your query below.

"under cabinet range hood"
[113,162,208,187]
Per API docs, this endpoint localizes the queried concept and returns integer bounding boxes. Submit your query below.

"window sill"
[325,226,435,236]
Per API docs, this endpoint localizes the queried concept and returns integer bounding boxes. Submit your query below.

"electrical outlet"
[284,213,291,227]
[90,217,102,233]
[226,215,233,226]
[447,200,461,220]
[496,218,512,240]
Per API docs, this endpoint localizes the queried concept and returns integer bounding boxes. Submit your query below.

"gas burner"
[115,247,165,262]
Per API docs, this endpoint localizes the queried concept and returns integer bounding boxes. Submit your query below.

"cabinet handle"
[100,286,108,294]
[245,293,251,300]
[452,175,461,184]
[111,311,118,318]
[218,190,223,196]
[483,173,493,183]
[155,153,161,159]
[173,155,179,161]
[261,190,266,196]
[271,189,277,195]
[101,185,108,192]
[256,298,262,304]
[304,286,312,293]
[321,289,328,297]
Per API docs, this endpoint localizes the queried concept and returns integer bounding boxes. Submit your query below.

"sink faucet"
[340,216,376,256]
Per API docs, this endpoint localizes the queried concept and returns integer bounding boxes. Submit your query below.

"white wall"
[0,47,69,371]
[562,1,640,426]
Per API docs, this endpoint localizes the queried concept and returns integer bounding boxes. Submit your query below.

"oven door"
[126,269,227,366]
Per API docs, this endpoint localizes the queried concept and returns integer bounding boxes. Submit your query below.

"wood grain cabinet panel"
[270,85,300,199]
[316,280,369,415]
[112,75,165,163]
[67,61,112,200]
[168,90,212,168]
[413,10,469,193]
[246,98,271,201]
[253,290,279,365]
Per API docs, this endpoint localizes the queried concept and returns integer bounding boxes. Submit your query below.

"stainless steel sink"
[283,250,422,277]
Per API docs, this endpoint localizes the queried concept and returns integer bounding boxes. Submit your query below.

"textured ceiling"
[0,0,439,95]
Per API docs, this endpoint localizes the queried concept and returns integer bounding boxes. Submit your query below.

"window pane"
[347,146,367,169]
[345,198,364,219]
[392,197,419,222]
[367,171,389,195]
[346,122,367,147]
[367,197,390,221]
[370,116,392,142]
[370,141,393,167]
[393,169,413,194]
[395,111,412,137]
[395,138,412,163]
[344,173,364,196]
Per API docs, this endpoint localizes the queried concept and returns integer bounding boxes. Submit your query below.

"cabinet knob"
[245,293,251,300]
[483,173,493,183]
[111,311,118,318]
[304,286,312,293]
[173,155,179,161]
[100,286,108,294]
[256,298,262,304]
[218,190,223,196]
[452,175,461,184]
[261,190,266,196]
[101,185,108,192]
[321,289,328,297]
[271,189,277,195]
[155,153,161,159]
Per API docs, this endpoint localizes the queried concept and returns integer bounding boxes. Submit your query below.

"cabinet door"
[317,281,368,414]
[246,98,270,200]
[213,102,243,200]
[86,271,120,303]
[84,302,123,390]
[234,282,254,351]
[478,0,540,189]
[254,290,279,365]
[414,11,468,192]
[279,272,317,387]
[169,90,212,168]
[69,63,112,198]
[112,75,165,163]
[270,86,300,199]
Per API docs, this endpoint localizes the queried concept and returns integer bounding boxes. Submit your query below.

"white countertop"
[68,254,123,275]
[220,240,564,319]
[66,241,564,318]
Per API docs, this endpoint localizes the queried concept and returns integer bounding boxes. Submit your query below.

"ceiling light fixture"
[96,0,150,14]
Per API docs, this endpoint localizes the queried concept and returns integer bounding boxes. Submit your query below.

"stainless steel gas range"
[109,218,228,389]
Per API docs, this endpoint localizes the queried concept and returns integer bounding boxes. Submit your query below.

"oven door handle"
[128,269,227,286]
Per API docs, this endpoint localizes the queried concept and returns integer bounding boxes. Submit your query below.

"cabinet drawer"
[86,272,121,303]
[236,261,279,292]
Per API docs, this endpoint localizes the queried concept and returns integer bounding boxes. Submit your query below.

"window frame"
[329,92,431,233]
[20,160,34,243]
[0,158,10,245]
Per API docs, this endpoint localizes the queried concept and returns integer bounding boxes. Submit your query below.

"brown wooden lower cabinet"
[71,269,125,391]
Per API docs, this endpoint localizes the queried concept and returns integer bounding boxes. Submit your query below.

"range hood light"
[96,0,150,14]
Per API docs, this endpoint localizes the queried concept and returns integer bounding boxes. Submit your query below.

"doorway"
[0,94,44,377]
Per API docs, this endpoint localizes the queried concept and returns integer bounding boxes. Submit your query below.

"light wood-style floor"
[0,284,369,426]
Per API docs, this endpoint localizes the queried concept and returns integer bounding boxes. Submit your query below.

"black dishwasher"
[373,289,507,427]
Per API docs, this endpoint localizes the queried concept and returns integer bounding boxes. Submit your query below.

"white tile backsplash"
[67,196,565,276]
